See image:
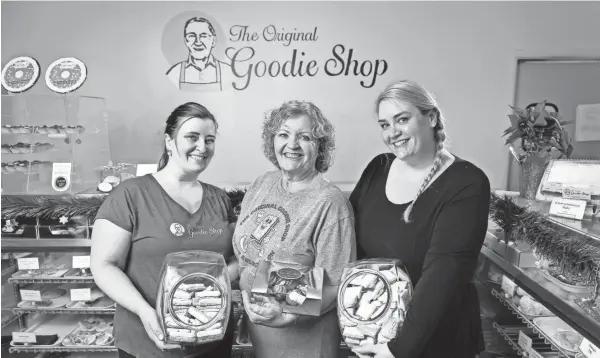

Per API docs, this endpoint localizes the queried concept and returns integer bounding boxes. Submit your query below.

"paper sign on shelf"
[17,257,39,270]
[580,338,600,358]
[575,103,600,142]
[20,290,42,301]
[72,255,91,269]
[549,198,587,220]
[12,332,36,344]
[517,331,532,352]
[70,288,92,302]
[501,275,516,297]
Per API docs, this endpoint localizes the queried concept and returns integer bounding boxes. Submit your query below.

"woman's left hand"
[241,291,297,328]
[353,342,395,358]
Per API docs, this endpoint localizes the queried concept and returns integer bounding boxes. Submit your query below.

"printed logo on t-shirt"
[234,204,292,287]
[169,223,185,236]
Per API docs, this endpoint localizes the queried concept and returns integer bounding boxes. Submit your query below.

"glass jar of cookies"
[337,259,413,351]
[156,250,231,345]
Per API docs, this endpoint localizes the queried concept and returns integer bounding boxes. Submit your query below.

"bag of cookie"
[156,250,231,345]
[251,260,324,316]
[337,259,413,352]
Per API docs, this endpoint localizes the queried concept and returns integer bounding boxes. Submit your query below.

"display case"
[0,187,249,358]
[1,94,111,195]
[478,192,600,358]
[1,249,117,358]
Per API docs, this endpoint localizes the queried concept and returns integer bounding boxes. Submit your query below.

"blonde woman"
[351,80,490,358]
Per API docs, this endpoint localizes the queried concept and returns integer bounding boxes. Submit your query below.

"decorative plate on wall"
[45,57,87,94]
[1,56,41,93]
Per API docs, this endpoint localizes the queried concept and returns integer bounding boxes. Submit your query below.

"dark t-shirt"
[94,175,235,358]
[350,153,490,358]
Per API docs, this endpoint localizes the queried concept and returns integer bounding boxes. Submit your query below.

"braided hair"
[376,80,448,223]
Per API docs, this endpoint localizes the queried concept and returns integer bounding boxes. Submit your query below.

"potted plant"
[503,101,574,199]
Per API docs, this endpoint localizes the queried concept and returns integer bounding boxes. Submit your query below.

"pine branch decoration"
[1,188,249,221]
[490,193,600,286]
[1,195,107,220]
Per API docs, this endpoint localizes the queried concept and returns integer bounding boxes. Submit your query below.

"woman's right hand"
[138,306,181,351]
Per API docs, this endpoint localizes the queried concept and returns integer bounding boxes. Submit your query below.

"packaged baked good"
[61,317,114,347]
[251,260,324,316]
[156,250,231,345]
[337,259,413,352]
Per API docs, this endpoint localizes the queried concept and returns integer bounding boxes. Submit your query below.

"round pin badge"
[1,56,41,93]
[170,223,185,236]
[45,57,87,94]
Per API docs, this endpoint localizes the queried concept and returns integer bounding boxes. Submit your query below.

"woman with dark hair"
[91,102,238,358]
[351,80,490,358]
[232,100,356,358]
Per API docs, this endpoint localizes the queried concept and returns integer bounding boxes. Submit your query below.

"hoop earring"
[167,149,172,156]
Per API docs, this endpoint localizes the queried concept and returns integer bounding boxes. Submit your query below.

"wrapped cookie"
[343,286,363,309]
[173,290,194,300]
[343,326,365,340]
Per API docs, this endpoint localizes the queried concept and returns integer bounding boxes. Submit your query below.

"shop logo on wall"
[164,16,234,91]
[162,12,388,92]
[163,13,233,92]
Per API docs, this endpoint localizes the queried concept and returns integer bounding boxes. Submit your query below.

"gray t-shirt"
[233,171,356,358]
[95,174,235,358]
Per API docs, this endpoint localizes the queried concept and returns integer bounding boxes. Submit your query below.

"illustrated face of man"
[184,21,216,61]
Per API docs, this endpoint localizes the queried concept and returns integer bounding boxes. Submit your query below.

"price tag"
[501,275,516,297]
[70,288,91,302]
[549,198,587,220]
[20,290,42,301]
[136,164,158,177]
[562,186,592,201]
[518,331,532,352]
[51,162,72,192]
[580,338,600,358]
[529,348,544,358]
[12,332,36,344]
[72,255,90,269]
[17,257,39,270]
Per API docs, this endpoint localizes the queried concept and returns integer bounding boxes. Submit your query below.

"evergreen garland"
[1,195,107,220]
[1,188,249,221]
[490,193,600,295]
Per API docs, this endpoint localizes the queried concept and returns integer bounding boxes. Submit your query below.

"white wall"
[2,1,600,190]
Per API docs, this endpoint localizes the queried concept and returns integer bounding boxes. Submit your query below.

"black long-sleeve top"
[350,153,490,358]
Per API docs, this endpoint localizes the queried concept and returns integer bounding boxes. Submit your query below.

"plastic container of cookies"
[337,259,413,352]
[156,250,231,346]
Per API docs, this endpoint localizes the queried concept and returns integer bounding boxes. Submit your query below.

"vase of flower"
[503,101,574,199]
[519,152,551,199]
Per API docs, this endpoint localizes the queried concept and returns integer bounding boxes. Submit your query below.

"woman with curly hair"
[232,100,356,358]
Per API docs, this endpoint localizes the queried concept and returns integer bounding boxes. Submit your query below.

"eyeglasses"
[185,33,213,41]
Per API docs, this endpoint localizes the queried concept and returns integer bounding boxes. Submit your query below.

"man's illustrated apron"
[178,60,223,91]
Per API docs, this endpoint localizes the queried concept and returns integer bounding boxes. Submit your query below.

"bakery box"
[251,260,323,316]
